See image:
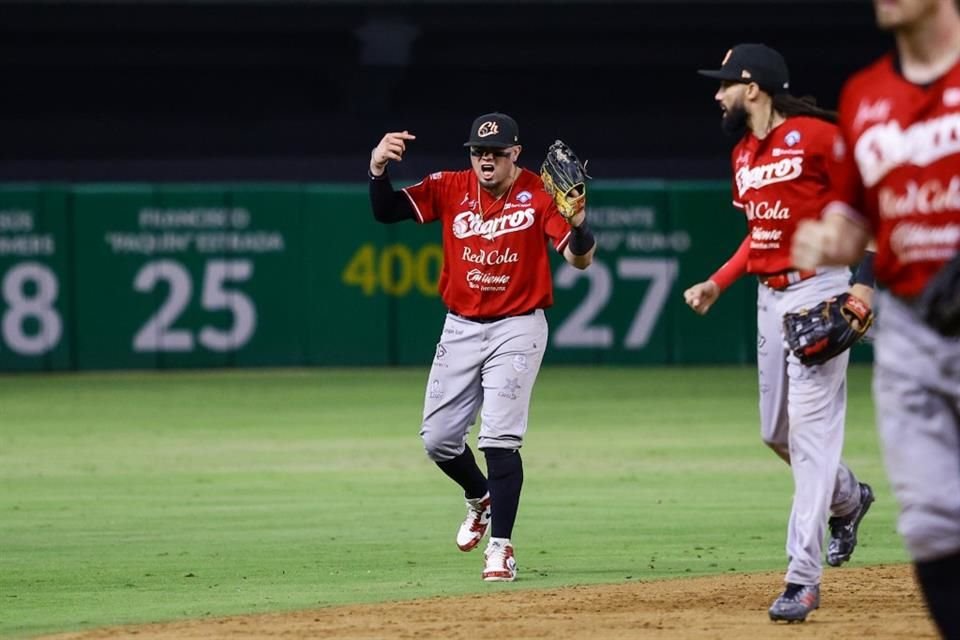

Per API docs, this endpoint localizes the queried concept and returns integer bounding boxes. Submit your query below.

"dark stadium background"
[2,0,890,183]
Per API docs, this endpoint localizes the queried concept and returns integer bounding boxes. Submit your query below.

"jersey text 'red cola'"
[402,167,572,317]
[829,54,960,298]
[730,115,839,275]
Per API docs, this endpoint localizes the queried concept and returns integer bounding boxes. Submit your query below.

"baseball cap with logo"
[463,112,520,148]
[697,43,790,95]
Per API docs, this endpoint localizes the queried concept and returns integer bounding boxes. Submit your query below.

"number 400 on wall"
[342,243,441,297]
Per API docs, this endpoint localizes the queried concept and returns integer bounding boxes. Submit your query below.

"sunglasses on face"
[470,147,511,158]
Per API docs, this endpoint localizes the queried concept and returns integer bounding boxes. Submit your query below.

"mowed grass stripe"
[0,366,903,638]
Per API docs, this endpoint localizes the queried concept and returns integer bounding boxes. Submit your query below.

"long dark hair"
[772,93,837,123]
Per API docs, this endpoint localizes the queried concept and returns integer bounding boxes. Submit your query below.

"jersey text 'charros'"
[729,116,838,275]
[830,54,960,297]
[402,168,571,318]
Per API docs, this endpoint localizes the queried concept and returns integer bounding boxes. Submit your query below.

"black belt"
[449,309,535,324]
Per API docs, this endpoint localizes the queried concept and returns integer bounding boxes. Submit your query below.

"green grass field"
[0,365,907,638]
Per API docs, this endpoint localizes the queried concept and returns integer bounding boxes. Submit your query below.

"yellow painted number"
[416,244,443,296]
[341,243,378,296]
[342,243,440,297]
[379,244,414,296]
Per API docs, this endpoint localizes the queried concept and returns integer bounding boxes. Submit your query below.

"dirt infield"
[47,564,937,640]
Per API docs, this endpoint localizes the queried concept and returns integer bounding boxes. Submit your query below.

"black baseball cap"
[463,112,520,148]
[697,44,790,95]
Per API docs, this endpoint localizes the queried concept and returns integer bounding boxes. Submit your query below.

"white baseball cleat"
[482,539,517,582]
[456,493,491,552]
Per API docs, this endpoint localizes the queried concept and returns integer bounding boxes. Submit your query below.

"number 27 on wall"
[553,258,678,349]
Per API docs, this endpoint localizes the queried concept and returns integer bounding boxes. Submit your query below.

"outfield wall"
[0,182,872,372]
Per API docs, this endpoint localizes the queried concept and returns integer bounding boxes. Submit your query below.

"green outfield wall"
[0,182,871,371]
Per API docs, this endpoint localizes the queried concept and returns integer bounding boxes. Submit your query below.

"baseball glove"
[782,293,874,366]
[541,139,590,220]
[917,251,960,336]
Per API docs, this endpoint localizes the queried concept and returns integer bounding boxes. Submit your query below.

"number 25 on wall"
[133,259,256,352]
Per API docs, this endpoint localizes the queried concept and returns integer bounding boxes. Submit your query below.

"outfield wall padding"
[0,181,871,371]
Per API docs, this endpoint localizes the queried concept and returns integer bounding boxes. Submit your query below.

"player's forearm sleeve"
[568,221,595,256]
[850,250,876,287]
[709,235,750,291]
[368,170,415,223]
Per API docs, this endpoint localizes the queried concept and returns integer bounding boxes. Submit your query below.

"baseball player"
[367,112,596,582]
[792,1,960,636]
[683,44,876,622]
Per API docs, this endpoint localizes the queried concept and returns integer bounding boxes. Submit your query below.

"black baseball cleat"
[769,583,820,622]
[827,482,875,567]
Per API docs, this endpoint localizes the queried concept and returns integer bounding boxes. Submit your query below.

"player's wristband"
[368,166,388,180]
[850,251,876,287]
[568,221,595,256]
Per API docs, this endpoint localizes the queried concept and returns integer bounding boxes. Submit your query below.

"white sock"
[489,536,511,547]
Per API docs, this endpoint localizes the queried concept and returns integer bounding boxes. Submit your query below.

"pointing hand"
[371,131,417,175]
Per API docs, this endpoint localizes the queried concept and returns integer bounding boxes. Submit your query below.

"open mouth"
[480,163,495,179]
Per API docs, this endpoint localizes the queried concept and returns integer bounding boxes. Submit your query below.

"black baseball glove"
[917,251,960,337]
[782,293,874,366]
[541,139,590,220]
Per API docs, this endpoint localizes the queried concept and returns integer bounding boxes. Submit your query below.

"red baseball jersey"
[729,116,839,275]
[402,167,572,317]
[828,54,960,298]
